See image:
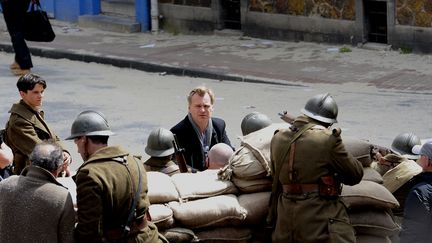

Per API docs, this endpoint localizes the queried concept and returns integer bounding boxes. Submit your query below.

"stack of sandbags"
[342,180,401,242]
[218,123,290,193]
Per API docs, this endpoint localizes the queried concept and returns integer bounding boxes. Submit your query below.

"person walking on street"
[400,141,432,243]
[268,93,363,243]
[171,86,232,171]
[4,73,71,175]
[1,0,35,76]
[67,110,166,243]
[0,140,75,243]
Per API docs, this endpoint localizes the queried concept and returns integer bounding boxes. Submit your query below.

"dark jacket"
[171,116,232,171]
[400,172,432,243]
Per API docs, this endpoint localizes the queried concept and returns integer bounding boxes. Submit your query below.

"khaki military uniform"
[5,100,64,174]
[270,116,363,243]
[144,157,180,176]
[73,146,165,243]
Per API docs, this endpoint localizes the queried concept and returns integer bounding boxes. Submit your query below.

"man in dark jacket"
[171,86,232,171]
[400,141,432,243]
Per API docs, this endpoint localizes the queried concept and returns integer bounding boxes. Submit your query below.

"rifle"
[172,134,189,173]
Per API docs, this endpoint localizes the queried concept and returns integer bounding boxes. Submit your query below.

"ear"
[19,91,26,99]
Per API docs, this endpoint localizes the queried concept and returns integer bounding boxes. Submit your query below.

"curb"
[0,43,304,87]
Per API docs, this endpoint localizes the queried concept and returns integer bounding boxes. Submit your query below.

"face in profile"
[188,92,213,126]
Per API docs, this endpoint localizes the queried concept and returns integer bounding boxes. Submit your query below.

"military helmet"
[391,132,421,159]
[66,110,114,140]
[145,128,175,157]
[301,93,338,124]
[241,112,272,136]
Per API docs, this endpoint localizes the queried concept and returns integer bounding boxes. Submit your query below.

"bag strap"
[266,123,314,226]
[123,156,143,237]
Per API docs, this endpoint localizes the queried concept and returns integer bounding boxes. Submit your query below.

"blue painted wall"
[136,0,150,32]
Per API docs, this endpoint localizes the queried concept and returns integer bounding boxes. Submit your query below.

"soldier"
[171,86,232,171]
[268,93,363,243]
[240,112,272,136]
[4,73,71,175]
[66,110,166,243]
[144,127,180,176]
[206,142,234,169]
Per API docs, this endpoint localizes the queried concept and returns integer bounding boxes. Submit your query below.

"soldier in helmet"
[268,93,363,243]
[240,112,272,136]
[67,110,167,243]
[144,127,180,176]
[170,86,233,171]
[375,133,423,219]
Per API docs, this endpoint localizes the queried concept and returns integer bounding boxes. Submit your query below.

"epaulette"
[332,127,341,137]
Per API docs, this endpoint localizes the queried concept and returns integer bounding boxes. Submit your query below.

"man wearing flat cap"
[400,141,432,242]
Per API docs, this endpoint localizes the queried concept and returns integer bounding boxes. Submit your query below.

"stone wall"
[249,0,355,20]
[396,0,432,27]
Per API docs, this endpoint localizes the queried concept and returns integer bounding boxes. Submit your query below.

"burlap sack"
[147,172,179,204]
[343,137,374,167]
[149,204,175,230]
[232,176,272,193]
[382,160,422,193]
[362,167,383,184]
[356,234,391,243]
[349,209,400,237]
[168,194,247,229]
[218,123,290,181]
[160,228,197,243]
[171,170,238,201]
[238,192,271,225]
[195,227,252,242]
[341,181,399,209]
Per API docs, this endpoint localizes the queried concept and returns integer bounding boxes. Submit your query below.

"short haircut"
[17,73,47,92]
[87,136,109,145]
[29,140,63,172]
[207,143,233,169]
[187,86,215,105]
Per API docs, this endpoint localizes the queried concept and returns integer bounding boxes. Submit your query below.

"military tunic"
[73,146,164,243]
[5,100,64,174]
[144,157,180,176]
[270,116,363,243]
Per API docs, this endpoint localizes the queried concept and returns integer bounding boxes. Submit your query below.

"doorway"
[221,0,241,29]
[364,0,387,43]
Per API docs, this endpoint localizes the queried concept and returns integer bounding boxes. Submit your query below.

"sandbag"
[238,192,270,225]
[362,167,383,184]
[148,204,175,230]
[356,234,391,243]
[168,194,247,229]
[171,170,238,201]
[218,123,290,181]
[160,228,197,243]
[343,137,374,167]
[195,227,252,242]
[341,180,399,209]
[349,209,400,237]
[382,160,422,193]
[147,172,179,204]
[232,176,272,193]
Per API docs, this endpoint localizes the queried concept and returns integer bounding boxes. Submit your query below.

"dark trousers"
[1,0,33,69]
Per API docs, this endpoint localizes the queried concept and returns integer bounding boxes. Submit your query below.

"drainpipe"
[150,0,159,33]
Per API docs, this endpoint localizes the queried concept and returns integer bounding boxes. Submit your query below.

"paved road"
[0,52,430,171]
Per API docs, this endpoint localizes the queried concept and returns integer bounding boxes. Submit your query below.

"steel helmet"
[391,132,421,159]
[241,112,272,136]
[301,93,338,124]
[66,110,114,140]
[145,128,175,157]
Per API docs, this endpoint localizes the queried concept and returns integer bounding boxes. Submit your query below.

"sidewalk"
[1,16,432,93]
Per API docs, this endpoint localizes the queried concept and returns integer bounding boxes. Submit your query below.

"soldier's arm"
[329,129,363,185]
